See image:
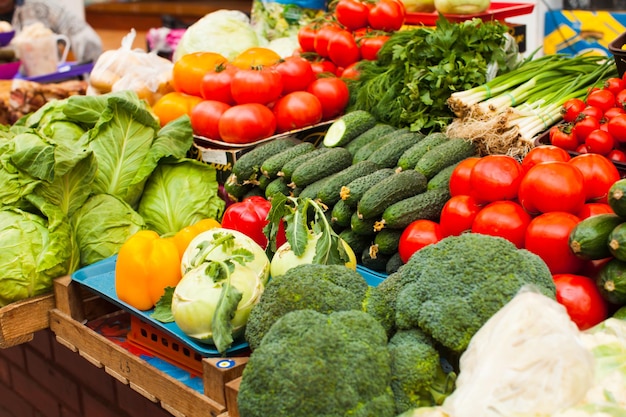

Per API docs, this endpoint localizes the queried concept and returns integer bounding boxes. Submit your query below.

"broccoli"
[237,309,397,417]
[385,233,556,354]
[244,263,394,350]
[388,329,457,414]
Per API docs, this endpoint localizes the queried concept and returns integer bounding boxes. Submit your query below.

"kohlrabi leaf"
[212,280,243,354]
[152,287,175,323]
[287,199,310,257]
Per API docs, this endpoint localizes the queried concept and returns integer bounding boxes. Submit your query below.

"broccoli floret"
[244,263,394,350]
[391,233,556,354]
[237,309,397,417]
[388,329,457,414]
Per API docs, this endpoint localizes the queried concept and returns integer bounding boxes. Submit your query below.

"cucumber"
[232,138,296,182]
[415,138,477,179]
[608,178,626,218]
[298,176,331,200]
[242,187,265,199]
[596,258,626,305]
[357,170,428,220]
[377,187,451,230]
[257,174,272,190]
[261,142,316,179]
[609,222,626,261]
[361,246,390,273]
[385,252,404,275]
[265,177,292,200]
[323,110,378,148]
[340,168,396,209]
[374,228,403,255]
[353,128,409,164]
[339,229,373,257]
[350,211,378,236]
[397,132,449,171]
[569,213,624,260]
[331,199,354,228]
[317,161,379,206]
[290,147,353,189]
[224,173,252,201]
[366,132,425,169]
[279,147,332,180]
[427,161,461,191]
[345,124,396,156]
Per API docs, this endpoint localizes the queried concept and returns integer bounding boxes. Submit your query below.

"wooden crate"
[50,275,248,417]
[0,293,55,348]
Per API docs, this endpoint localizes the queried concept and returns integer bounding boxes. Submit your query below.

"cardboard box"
[544,9,626,56]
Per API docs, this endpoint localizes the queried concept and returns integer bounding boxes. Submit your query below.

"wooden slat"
[0,293,55,348]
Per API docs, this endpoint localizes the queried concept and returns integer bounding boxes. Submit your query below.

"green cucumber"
[361,246,390,273]
[257,174,272,190]
[224,173,252,201]
[232,138,296,182]
[298,176,331,200]
[373,228,403,255]
[323,110,378,148]
[357,170,428,220]
[350,211,378,236]
[290,147,353,189]
[353,128,409,164]
[265,177,292,200]
[339,229,373,257]
[427,161,461,191]
[596,258,626,305]
[397,132,449,171]
[261,142,316,179]
[279,147,332,180]
[317,161,379,206]
[378,187,451,230]
[569,213,624,260]
[385,252,404,275]
[345,124,396,156]
[608,179,626,218]
[609,222,626,261]
[415,138,477,179]
[340,168,396,209]
[331,199,354,228]
[366,132,425,169]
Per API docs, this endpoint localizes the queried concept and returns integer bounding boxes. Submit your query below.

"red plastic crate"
[405,2,535,26]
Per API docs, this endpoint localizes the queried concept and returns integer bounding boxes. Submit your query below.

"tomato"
[190,100,231,140]
[521,144,571,173]
[218,103,277,144]
[439,195,481,237]
[335,0,370,30]
[576,202,613,219]
[607,113,626,143]
[517,161,586,215]
[586,88,616,113]
[449,157,480,197]
[573,114,601,143]
[310,59,338,77]
[549,124,578,151]
[616,89,626,107]
[340,61,361,80]
[307,77,350,120]
[298,23,319,52]
[273,91,323,133]
[561,98,585,123]
[200,63,238,104]
[469,155,523,204]
[368,0,405,32]
[326,29,361,69]
[603,106,626,120]
[231,47,281,69]
[471,200,531,249]
[314,23,343,58]
[569,153,621,203]
[584,128,615,156]
[274,56,316,94]
[151,91,202,127]
[360,34,390,61]
[230,67,283,105]
[220,196,287,249]
[604,77,626,95]
[172,52,228,97]
[524,211,584,275]
[579,105,604,121]
[608,148,626,163]
[553,273,609,330]
[576,143,589,154]
[398,219,443,263]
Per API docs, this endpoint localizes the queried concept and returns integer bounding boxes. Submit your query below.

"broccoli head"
[390,233,556,354]
[244,263,394,350]
[388,329,457,414]
[237,309,397,417]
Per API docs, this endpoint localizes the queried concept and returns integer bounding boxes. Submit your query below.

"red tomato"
[569,153,621,203]
[200,63,238,104]
[471,200,531,249]
[218,103,277,144]
[368,0,405,31]
[307,77,350,120]
[521,144,571,173]
[274,56,316,94]
[616,89,626,106]
[553,273,609,330]
[230,67,283,105]
[340,61,361,80]
[439,195,481,237]
[327,29,361,69]
[604,77,626,95]
[586,88,616,113]
[469,155,523,204]
[608,113,626,143]
[273,91,323,133]
[608,148,626,162]
[580,105,604,121]
[297,23,318,53]
[573,115,601,143]
[398,219,443,263]
[524,211,584,275]
[190,100,231,140]
[360,35,390,61]
[220,196,287,249]
[603,106,626,120]
[314,23,343,58]
[517,161,586,215]
[576,202,613,219]
[449,157,480,197]
[576,143,590,154]
[561,98,586,123]
[310,59,338,77]
[335,0,370,30]
[584,128,615,156]
[549,124,578,151]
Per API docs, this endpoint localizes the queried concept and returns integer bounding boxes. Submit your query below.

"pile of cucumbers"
[225,110,478,273]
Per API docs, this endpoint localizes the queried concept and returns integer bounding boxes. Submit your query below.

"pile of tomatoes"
[296,0,406,77]
[549,73,626,163]
[152,48,351,144]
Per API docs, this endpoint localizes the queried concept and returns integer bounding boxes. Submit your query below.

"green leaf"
[288,199,310,257]
[212,279,243,355]
[151,287,176,323]
[263,193,289,256]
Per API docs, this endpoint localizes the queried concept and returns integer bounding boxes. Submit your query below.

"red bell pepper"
[220,196,286,249]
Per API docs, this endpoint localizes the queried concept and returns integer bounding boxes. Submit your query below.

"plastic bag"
[251,0,327,41]
[89,29,174,105]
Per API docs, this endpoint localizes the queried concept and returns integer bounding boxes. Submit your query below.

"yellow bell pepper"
[170,218,221,260]
[115,230,182,311]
